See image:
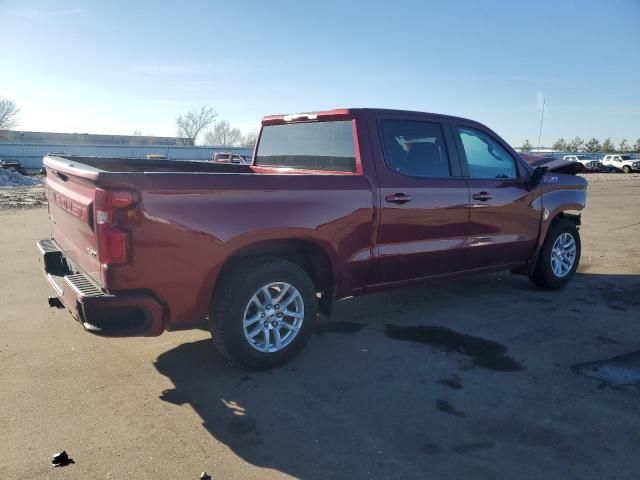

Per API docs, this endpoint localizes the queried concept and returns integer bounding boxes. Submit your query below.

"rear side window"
[457,127,517,179]
[255,121,356,172]
[379,120,451,177]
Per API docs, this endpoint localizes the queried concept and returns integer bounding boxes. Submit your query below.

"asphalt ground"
[1,174,639,479]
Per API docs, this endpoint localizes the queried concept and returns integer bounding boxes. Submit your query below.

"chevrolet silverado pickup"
[38,108,587,369]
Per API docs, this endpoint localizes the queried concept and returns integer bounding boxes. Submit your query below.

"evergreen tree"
[584,138,601,153]
[601,138,616,153]
[552,138,567,150]
[567,137,584,152]
[618,139,630,152]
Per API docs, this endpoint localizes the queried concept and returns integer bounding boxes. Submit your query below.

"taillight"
[94,188,136,266]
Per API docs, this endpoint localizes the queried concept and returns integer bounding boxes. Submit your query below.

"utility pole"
[537,96,545,152]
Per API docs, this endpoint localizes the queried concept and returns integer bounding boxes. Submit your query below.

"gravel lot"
[0,171,45,209]
[0,186,46,209]
[1,175,639,479]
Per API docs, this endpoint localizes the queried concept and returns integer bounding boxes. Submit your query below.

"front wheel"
[529,220,581,289]
[209,257,317,370]
[622,165,631,174]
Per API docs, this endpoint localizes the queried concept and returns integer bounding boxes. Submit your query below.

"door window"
[457,127,518,179]
[379,120,452,178]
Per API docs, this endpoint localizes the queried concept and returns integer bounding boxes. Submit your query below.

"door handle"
[385,193,412,204]
[472,191,492,202]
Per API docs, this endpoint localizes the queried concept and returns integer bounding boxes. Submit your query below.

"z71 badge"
[543,175,559,183]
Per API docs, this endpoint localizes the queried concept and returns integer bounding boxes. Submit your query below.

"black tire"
[209,257,317,370]
[622,165,631,174]
[529,219,581,289]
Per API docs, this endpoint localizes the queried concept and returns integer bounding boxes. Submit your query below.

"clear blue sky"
[1,0,639,146]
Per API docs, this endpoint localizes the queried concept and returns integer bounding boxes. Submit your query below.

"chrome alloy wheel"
[242,282,304,353]
[550,232,577,278]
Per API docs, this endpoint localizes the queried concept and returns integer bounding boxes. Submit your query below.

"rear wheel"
[529,219,580,289]
[209,257,317,370]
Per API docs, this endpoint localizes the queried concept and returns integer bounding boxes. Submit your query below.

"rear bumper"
[37,239,164,336]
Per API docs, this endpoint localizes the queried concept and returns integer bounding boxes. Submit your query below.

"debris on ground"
[0,185,46,209]
[579,172,640,182]
[199,472,212,480]
[0,170,46,209]
[51,450,73,467]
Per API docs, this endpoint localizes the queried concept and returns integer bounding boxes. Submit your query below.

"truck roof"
[261,108,482,126]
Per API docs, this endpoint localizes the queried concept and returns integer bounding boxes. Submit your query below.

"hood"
[519,154,586,175]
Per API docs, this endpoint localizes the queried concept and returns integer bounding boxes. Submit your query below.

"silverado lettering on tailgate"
[47,185,89,222]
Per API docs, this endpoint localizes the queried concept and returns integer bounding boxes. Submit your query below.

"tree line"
[0,98,257,148]
[521,137,640,153]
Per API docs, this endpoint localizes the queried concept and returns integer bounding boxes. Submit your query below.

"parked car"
[212,152,251,164]
[562,155,603,172]
[0,159,27,175]
[601,154,639,173]
[38,108,587,369]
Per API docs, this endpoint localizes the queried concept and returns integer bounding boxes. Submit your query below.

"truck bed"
[48,155,253,174]
[42,152,375,332]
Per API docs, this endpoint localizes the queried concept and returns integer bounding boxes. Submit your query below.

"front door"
[372,117,469,284]
[452,124,540,269]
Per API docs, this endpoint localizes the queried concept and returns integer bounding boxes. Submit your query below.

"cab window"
[256,121,356,172]
[379,120,452,178]
[457,127,518,179]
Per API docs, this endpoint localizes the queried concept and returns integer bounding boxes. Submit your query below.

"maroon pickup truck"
[38,108,587,369]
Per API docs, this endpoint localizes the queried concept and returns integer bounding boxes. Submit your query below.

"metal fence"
[0,143,253,171]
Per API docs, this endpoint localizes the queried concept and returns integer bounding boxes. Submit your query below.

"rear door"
[371,115,469,283]
[451,123,540,269]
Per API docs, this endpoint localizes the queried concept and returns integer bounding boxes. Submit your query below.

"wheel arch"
[528,213,581,289]
[213,238,336,317]
[514,208,582,277]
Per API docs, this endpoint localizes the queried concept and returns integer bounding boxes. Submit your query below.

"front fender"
[520,175,587,275]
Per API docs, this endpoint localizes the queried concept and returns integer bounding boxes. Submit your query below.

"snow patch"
[0,169,42,187]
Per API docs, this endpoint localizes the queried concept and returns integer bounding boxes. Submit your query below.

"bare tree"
[175,106,217,145]
[0,97,20,133]
[634,138,640,152]
[240,130,259,148]
[204,120,242,147]
[132,129,144,136]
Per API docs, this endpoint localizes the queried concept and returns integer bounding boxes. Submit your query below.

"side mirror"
[526,166,547,191]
